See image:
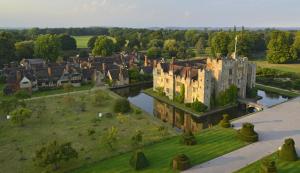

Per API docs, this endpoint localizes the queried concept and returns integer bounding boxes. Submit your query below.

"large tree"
[228,32,254,57]
[58,34,77,51]
[210,32,230,57]
[185,30,199,47]
[34,141,78,170]
[195,37,206,54]
[34,34,61,62]
[147,39,164,49]
[87,36,98,50]
[163,39,178,58]
[147,47,162,59]
[292,31,300,60]
[0,32,15,66]
[92,36,115,56]
[15,40,34,60]
[10,108,32,126]
[267,31,296,64]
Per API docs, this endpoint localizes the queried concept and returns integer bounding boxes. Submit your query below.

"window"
[229,69,233,75]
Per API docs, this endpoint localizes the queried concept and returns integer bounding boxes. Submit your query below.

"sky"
[0,0,300,28]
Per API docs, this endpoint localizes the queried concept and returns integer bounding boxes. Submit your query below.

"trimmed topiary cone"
[181,130,197,146]
[260,159,277,173]
[130,150,149,170]
[278,138,298,161]
[237,123,258,142]
[219,114,231,128]
[172,154,191,171]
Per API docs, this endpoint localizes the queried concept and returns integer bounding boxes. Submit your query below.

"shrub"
[246,87,258,98]
[87,128,95,136]
[180,130,197,146]
[237,123,258,142]
[113,98,131,113]
[129,151,149,170]
[278,138,298,161]
[191,99,207,112]
[219,114,231,128]
[14,90,31,99]
[93,91,111,106]
[155,87,165,96]
[134,108,142,114]
[260,159,277,173]
[172,154,191,171]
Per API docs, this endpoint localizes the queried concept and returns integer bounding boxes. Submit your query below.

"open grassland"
[235,153,300,173]
[71,127,249,173]
[0,89,175,173]
[73,36,92,49]
[254,60,300,74]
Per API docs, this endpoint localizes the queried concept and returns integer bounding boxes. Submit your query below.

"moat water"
[112,84,289,132]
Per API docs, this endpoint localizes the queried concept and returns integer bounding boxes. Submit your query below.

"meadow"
[73,36,93,49]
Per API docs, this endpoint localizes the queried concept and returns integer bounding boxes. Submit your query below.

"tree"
[34,34,61,62]
[210,32,230,57]
[114,36,126,52]
[78,50,89,58]
[58,34,77,51]
[131,130,143,148]
[147,47,162,59]
[185,30,199,47]
[195,37,206,54]
[147,39,164,49]
[0,32,15,66]
[15,41,34,60]
[292,31,300,60]
[163,39,178,58]
[228,32,254,57]
[87,36,98,50]
[10,108,32,126]
[267,31,296,64]
[92,36,115,56]
[0,97,24,115]
[34,141,78,170]
[101,126,118,150]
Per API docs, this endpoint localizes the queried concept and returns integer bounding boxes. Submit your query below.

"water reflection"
[112,85,290,133]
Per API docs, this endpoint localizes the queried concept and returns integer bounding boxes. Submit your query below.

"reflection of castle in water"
[153,100,205,132]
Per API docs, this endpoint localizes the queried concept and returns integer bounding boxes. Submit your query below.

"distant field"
[73,36,92,49]
[253,60,300,74]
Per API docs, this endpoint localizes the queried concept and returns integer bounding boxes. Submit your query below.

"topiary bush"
[219,114,231,128]
[237,123,258,142]
[278,138,298,161]
[129,150,149,170]
[260,159,277,173]
[172,154,191,171]
[113,98,131,113]
[180,130,197,146]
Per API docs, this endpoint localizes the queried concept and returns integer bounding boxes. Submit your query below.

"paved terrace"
[184,97,300,173]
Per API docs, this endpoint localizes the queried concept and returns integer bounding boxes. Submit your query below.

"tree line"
[1,27,300,67]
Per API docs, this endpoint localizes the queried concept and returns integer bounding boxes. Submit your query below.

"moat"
[112,84,289,132]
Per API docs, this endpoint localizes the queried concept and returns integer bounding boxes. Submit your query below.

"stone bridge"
[238,98,266,111]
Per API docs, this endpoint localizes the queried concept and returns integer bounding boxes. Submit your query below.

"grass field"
[73,36,93,49]
[256,84,300,97]
[0,89,175,173]
[254,60,300,74]
[235,152,300,173]
[71,127,249,173]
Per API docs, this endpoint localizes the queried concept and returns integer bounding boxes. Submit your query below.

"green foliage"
[210,32,230,57]
[216,85,238,106]
[163,39,178,58]
[113,98,131,113]
[0,97,25,114]
[260,159,277,173]
[155,87,165,96]
[191,99,208,112]
[87,36,98,49]
[34,34,61,62]
[87,128,96,136]
[0,32,15,66]
[246,87,258,98]
[78,50,89,58]
[278,138,298,161]
[237,123,259,142]
[147,47,162,58]
[63,83,73,93]
[92,36,115,56]
[93,90,110,106]
[101,126,118,150]
[10,107,32,126]
[175,84,185,103]
[172,154,191,171]
[14,90,31,99]
[58,34,77,51]
[148,39,164,49]
[15,40,34,60]
[219,114,231,128]
[292,31,300,60]
[129,151,149,170]
[195,37,206,54]
[128,67,152,83]
[131,130,143,148]
[180,130,197,146]
[267,31,296,64]
[34,141,78,170]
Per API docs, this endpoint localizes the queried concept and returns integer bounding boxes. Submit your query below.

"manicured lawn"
[73,36,93,49]
[235,152,300,173]
[256,83,300,98]
[71,127,249,173]
[0,89,175,173]
[254,60,300,74]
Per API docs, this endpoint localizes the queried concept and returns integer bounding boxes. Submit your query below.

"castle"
[153,56,256,109]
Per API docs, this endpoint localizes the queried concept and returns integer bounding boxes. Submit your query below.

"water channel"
[112,84,290,132]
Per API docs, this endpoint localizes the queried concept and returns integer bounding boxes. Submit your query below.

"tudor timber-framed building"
[153,56,256,109]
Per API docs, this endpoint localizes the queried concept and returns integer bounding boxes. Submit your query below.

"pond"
[112,84,290,132]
